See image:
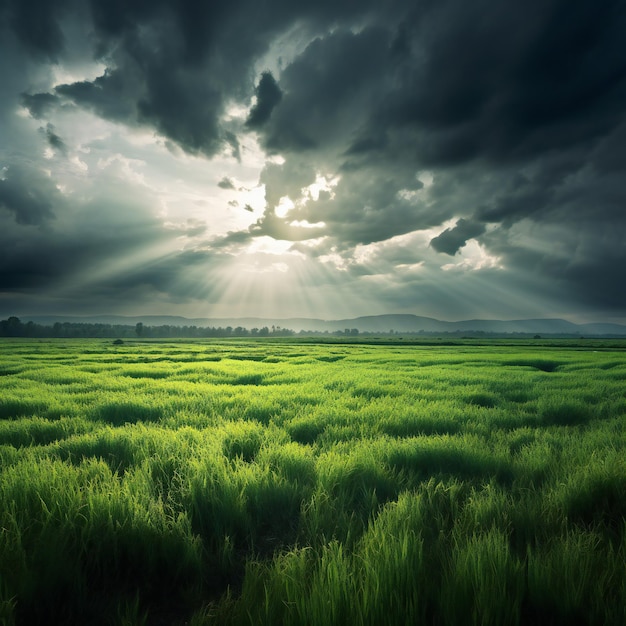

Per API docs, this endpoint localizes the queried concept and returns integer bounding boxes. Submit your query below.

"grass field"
[1,338,625,625]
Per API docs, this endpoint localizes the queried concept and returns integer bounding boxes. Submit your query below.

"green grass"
[0,338,625,625]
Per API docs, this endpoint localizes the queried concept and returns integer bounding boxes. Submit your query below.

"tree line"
[0,317,296,338]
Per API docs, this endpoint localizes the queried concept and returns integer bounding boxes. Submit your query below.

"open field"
[1,338,625,625]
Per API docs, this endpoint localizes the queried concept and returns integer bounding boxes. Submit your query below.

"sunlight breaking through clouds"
[441,241,504,272]
[0,0,624,322]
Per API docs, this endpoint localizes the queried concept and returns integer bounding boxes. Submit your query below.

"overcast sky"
[1,0,625,322]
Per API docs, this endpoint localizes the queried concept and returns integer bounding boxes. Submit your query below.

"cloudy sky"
[1,0,625,322]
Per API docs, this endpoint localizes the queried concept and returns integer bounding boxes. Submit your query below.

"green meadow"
[1,338,625,625]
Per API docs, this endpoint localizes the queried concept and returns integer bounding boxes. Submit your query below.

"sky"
[1,0,625,323]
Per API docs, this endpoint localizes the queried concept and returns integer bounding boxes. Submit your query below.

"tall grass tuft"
[442,528,525,626]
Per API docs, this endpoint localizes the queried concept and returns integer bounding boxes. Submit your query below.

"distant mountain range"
[16,313,626,336]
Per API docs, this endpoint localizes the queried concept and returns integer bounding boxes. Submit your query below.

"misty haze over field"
[1,0,625,324]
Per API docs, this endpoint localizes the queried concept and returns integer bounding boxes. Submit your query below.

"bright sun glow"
[245,236,294,255]
[275,196,295,218]
[193,244,371,319]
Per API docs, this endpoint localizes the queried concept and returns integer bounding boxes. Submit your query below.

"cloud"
[0,165,58,225]
[20,92,62,118]
[54,71,139,124]
[0,169,185,298]
[257,27,392,154]
[1,0,625,321]
[1,0,70,60]
[218,177,236,190]
[430,219,486,256]
[13,0,381,158]
[20,10,231,157]
[246,72,282,128]
[41,123,68,155]
[483,208,626,312]
[345,0,626,167]
[250,153,433,250]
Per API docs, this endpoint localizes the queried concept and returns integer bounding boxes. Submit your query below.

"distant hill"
[16,313,626,336]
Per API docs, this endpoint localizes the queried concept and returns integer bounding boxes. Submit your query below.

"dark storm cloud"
[430,219,486,256]
[0,231,103,289]
[19,5,233,156]
[13,0,384,158]
[246,72,282,129]
[0,165,58,225]
[245,0,626,181]
[1,0,69,60]
[257,27,392,153]
[345,0,626,167]
[9,0,626,166]
[20,93,62,119]
[54,71,138,123]
[41,123,68,155]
